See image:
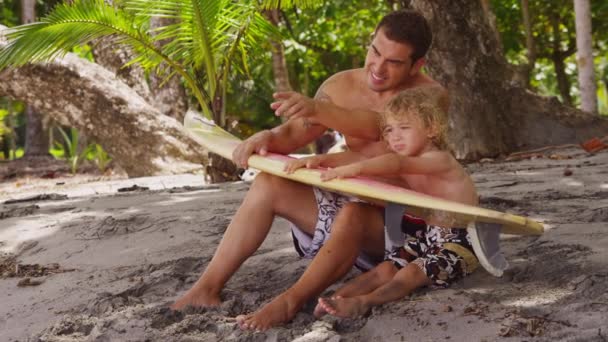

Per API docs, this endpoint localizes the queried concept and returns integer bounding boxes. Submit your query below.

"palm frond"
[0,0,144,67]
[214,3,280,76]
[260,0,322,10]
[124,0,231,98]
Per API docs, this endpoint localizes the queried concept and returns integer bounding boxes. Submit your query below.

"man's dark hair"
[375,10,432,63]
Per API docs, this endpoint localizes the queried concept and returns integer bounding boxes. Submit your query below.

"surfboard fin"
[468,222,509,277]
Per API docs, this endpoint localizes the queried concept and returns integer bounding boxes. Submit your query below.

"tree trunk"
[410,0,608,159]
[513,0,537,87]
[23,105,50,157]
[0,26,206,176]
[149,16,188,122]
[573,0,597,114]
[549,12,574,106]
[552,52,573,106]
[479,0,501,51]
[266,10,292,93]
[20,0,50,157]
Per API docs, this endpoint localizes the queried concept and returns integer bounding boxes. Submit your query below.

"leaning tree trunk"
[573,0,597,114]
[149,16,188,122]
[0,26,206,176]
[20,0,50,157]
[92,10,188,120]
[90,37,153,104]
[410,0,608,160]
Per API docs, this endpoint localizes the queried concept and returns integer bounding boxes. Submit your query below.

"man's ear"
[409,57,426,76]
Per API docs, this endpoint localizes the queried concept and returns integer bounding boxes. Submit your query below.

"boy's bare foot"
[236,293,300,331]
[170,288,221,310]
[313,295,340,318]
[313,301,328,318]
[318,296,369,318]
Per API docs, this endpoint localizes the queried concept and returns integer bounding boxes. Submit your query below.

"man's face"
[364,28,418,92]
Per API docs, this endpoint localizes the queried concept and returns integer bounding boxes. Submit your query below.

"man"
[172,9,446,330]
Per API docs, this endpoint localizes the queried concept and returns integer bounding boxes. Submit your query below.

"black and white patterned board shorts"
[290,187,378,271]
[386,214,478,288]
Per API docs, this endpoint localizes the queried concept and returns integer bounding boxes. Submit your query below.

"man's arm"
[271,80,381,140]
[312,90,380,141]
[232,117,326,168]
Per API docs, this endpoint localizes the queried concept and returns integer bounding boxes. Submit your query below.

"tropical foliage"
[0,0,280,125]
[491,0,608,112]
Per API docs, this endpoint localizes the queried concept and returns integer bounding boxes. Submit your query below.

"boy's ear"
[409,57,426,76]
[426,124,439,140]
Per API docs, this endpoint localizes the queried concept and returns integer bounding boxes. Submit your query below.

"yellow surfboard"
[184,112,544,276]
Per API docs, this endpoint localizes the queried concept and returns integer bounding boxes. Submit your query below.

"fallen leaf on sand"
[17,277,44,287]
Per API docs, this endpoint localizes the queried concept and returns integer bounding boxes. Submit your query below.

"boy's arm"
[322,152,452,180]
[316,150,366,168]
[284,150,365,174]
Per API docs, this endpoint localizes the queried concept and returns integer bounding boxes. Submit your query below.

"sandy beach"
[1,146,607,341]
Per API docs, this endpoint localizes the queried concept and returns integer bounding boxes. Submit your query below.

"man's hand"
[284,155,325,174]
[320,164,362,181]
[270,92,318,121]
[232,130,272,168]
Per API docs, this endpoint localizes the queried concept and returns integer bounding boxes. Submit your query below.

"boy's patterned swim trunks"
[386,215,478,288]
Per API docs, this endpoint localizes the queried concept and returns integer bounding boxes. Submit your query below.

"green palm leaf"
[260,0,322,10]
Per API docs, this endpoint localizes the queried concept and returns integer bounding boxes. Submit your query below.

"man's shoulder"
[321,69,364,91]
[317,69,365,103]
[414,74,446,90]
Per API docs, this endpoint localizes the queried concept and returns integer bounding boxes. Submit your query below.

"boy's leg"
[313,260,398,317]
[172,173,319,309]
[322,262,431,318]
[327,261,397,298]
[237,202,385,331]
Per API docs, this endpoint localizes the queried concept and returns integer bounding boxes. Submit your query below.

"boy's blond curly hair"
[380,86,450,151]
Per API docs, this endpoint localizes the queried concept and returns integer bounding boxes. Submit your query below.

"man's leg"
[237,202,385,331]
[171,173,319,309]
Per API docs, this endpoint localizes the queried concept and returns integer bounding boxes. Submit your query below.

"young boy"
[284,86,479,318]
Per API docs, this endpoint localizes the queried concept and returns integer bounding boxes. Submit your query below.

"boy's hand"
[321,164,361,181]
[284,156,324,174]
[271,92,317,121]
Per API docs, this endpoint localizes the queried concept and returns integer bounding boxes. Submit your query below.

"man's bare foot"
[170,288,221,311]
[236,293,300,331]
[318,296,369,318]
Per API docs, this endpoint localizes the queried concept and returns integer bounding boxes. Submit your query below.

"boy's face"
[364,28,423,93]
[382,114,434,156]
